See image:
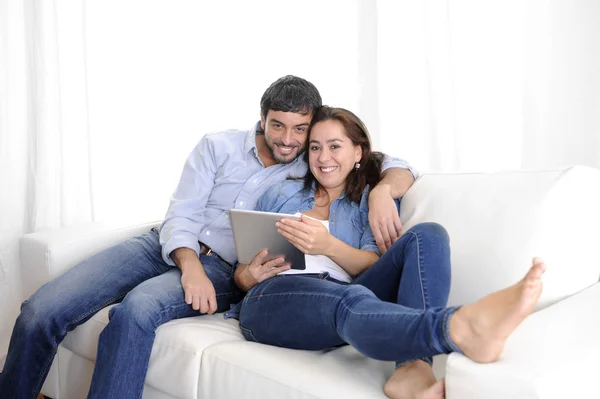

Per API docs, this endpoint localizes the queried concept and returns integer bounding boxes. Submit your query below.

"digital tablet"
[229,208,306,270]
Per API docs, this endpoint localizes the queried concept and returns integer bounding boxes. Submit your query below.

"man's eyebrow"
[270,119,310,128]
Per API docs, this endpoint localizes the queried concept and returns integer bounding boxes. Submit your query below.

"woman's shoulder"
[258,179,306,212]
[266,179,305,197]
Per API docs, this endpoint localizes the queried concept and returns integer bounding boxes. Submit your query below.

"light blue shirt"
[159,122,418,266]
[256,180,381,255]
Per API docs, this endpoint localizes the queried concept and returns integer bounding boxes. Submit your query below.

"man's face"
[261,110,312,164]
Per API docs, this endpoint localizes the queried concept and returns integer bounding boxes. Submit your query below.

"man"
[0,75,416,399]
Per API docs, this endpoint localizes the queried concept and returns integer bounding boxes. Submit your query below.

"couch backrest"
[401,166,600,309]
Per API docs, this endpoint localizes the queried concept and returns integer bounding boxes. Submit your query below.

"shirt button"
[239,201,244,206]
[206,231,211,236]
[252,179,258,184]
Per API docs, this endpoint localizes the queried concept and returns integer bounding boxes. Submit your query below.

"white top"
[278,215,352,283]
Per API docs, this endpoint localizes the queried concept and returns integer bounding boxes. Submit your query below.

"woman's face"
[308,119,362,193]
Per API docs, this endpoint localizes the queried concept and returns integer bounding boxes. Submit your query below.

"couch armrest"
[445,281,600,399]
[20,221,160,300]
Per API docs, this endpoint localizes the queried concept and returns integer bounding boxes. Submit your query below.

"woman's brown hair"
[303,106,384,203]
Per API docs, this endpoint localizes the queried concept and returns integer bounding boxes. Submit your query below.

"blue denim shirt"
[159,122,417,266]
[224,180,400,320]
[256,180,381,255]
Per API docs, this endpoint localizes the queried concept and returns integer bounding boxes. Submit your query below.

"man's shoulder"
[194,128,253,154]
[203,129,249,143]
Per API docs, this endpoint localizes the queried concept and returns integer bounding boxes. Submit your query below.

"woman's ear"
[355,146,363,163]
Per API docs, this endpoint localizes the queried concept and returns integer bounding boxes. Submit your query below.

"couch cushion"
[61,306,246,399]
[400,166,600,309]
[198,341,395,399]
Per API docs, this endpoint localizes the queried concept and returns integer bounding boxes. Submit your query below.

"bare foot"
[384,360,444,399]
[417,380,445,399]
[450,257,546,363]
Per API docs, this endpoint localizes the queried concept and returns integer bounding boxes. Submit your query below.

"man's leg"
[87,254,241,399]
[0,229,169,399]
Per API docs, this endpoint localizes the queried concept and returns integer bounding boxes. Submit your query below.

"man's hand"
[368,184,402,254]
[171,247,217,314]
[180,261,218,314]
[276,215,334,255]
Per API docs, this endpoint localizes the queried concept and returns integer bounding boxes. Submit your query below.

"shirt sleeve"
[360,223,381,256]
[380,154,419,180]
[159,135,218,266]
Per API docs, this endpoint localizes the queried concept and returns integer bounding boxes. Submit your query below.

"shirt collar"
[299,181,352,204]
[244,121,262,155]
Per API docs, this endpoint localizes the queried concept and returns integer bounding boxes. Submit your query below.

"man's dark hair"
[260,75,322,119]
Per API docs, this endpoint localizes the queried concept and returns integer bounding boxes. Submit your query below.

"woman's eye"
[310,146,320,151]
[331,145,340,150]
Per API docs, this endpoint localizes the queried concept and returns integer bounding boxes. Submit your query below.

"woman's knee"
[407,222,449,243]
[340,284,376,306]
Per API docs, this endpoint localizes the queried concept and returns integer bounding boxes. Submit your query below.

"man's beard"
[265,140,304,164]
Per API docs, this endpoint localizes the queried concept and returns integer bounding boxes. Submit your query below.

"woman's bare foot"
[450,257,546,363]
[384,360,444,399]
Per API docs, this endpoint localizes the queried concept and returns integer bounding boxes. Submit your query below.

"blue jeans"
[238,222,459,366]
[0,228,242,399]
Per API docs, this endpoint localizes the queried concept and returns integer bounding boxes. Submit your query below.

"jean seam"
[407,230,428,310]
[33,292,126,398]
[442,307,463,353]
[245,291,343,302]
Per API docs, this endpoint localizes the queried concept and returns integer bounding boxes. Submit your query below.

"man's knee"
[108,291,165,332]
[18,294,57,336]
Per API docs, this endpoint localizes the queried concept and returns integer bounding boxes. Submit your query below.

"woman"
[233,106,545,399]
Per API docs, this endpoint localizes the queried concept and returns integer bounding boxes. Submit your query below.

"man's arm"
[376,167,416,199]
[160,136,217,266]
[160,135,220,313]
[370,156,418,253]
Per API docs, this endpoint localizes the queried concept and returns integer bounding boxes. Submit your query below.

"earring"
[354,162,360,170]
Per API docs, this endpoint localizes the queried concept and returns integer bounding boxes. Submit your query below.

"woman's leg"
[240,258,545,399]
[239,275,460,361]
[353,222,451,313]
[357,223,450,398]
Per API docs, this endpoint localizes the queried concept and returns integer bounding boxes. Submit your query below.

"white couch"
[20,166,600,399]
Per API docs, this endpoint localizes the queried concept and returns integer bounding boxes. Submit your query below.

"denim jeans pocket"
[239,325,259,343]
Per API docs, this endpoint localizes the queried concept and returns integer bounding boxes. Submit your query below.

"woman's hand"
[234,249,290,292]
[276,215,334,256]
